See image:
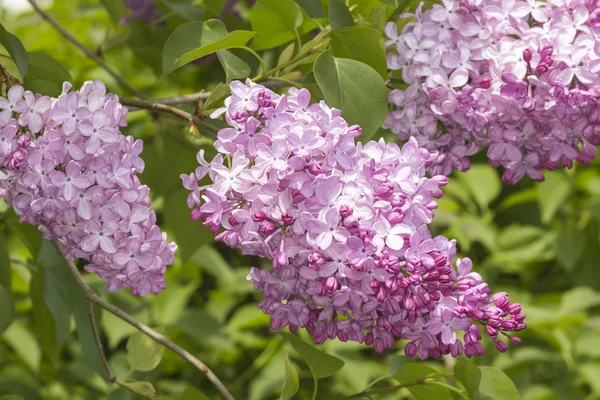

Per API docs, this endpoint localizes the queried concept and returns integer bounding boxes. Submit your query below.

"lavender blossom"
[182,80,526,357]
[385,0,600,183]
[0,82,177,296]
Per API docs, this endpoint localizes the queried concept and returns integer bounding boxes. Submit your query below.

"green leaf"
[126,331,165,372]
[537,172,572,224]
[476,366,521,400]
[0,234,13,335]
[371,5,388,33]
[279,354,300,400]
[37,241,105,376]
[313,49,387,140]
[328,0,354,29]
[217,50,252,83]
[558,287,600,316]
[0,285,13,336]
[329,27,387,79]
[100,0,126,24]
[3,321,41,371]
[280,332,345,379]
[181,387,211,400]
[25,52,72,88]
[163,20,256,75]
[458,164,501,210]
[203,82,231,111]
[0,24,28,78]
[393,364,452,400]
[163,188,214,263]
[392,363,436,381]
[30,269,59,361]
[23,80,62,97]
[250,0,315,50]
[0,396,26,400]
[4,209,42,258]
[278,43,296,66]
[454,360,481,398]
[117,380,156,398]
[555,226,586,272]
[295,0,326,17]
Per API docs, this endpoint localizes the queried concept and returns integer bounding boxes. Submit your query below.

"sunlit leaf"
[537,172,572,224]
[313,49,387,140]
[454,359,481,398]
[0,23,28,78]
[476,366,521,400]
[329,27,387,79]
[126,331,165,372]
[250,0,316,50]
[117,380,156,398]
[279,354,300,400]
[162,19,256,75]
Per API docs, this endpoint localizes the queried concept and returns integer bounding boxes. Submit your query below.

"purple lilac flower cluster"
[0,82,177,296]
[385,0,600,183]
[181,80,525,357]
[121,0,161,25]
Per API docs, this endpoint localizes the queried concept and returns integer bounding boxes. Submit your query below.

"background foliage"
[0,0,599,399]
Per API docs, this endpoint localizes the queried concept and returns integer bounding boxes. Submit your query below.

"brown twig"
[52,241,235,400]
[26,0,147,99]
[87,300,116,383]
[119,97,219,139]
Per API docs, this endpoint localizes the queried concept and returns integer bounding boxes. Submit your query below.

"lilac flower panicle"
[182,80,526,358]
[0,82,177,296]
[385,0,600,183]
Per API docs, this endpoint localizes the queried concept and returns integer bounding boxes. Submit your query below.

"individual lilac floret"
[181,80,525,357]
[0,82,177,296]
[121,0,161,25]
[385,0,600,183]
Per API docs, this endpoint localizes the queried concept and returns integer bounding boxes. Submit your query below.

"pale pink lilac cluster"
[0,82,176,296]
[182,80,525,357]
[385,0,600,183]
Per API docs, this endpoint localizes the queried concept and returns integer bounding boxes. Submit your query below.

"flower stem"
[119,98,219,139]
[52,241,235,400]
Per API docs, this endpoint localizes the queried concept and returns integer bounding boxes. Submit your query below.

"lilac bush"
[181,80,525,358]
[0,82,176,295]
[385,0,600,183]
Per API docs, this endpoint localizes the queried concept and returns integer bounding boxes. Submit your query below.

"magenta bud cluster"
[0,82,177,296]
[181,80,525,358]
[385,0,600,183]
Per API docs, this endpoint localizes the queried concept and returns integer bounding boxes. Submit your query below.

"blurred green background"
[0,1,599,399]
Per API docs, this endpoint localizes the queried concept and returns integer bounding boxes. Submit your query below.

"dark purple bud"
[325,276,338,291]
[260,221,276,235]
[495,341,509,352]
[252,211,267,222]
[404,341,417,357]
[281,213,294,225]
[339,204,353,217]
[307,163,323,175]
[370,279,380,290]
[523,48,532,63]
